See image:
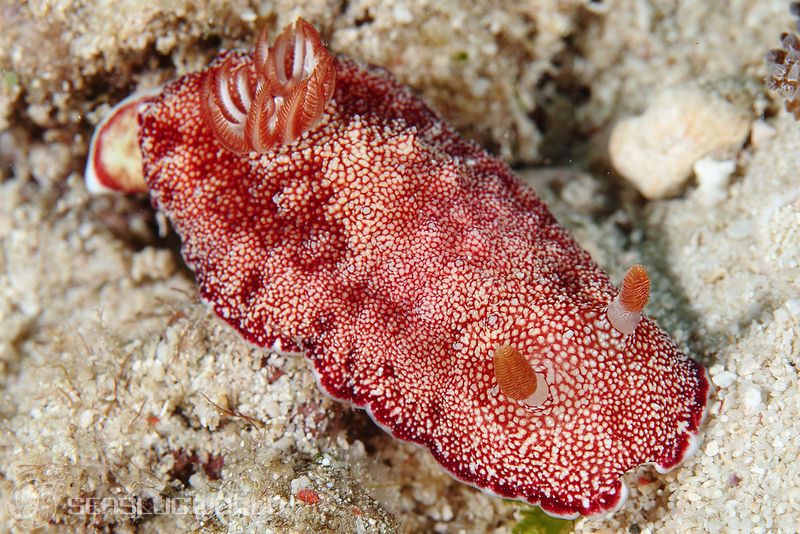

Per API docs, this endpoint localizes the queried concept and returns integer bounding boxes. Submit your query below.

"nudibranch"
[88,18,709,518]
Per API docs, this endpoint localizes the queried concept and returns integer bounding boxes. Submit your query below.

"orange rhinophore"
[607,264,651,335]
[620,264,650,313]
[493,345,549,408]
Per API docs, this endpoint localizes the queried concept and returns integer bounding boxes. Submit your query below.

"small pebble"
[392,5,414,24]
[712,371,737,388]
[742,385,762,411]
[79,409,95,428]
[726,219,753,239]
[785,299,800,318]
[693,157,735,207]
[749,120,776,149]
[290,475,311,494]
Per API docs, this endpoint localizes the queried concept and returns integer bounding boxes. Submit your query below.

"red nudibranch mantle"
[92,18,709,518]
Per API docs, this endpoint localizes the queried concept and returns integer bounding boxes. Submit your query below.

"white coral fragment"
[609,81,752,199]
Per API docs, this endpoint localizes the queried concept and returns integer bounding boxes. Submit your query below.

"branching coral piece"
[766,3,800,118]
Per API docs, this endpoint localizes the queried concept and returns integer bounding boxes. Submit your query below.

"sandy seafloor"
[1,1,799,532]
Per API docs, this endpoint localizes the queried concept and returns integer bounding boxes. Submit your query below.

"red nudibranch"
[88,18,709,518]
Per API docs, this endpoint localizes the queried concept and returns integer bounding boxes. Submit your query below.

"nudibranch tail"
[200,17,335,154]
[493,344,549,407]
[607,264,651,335]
